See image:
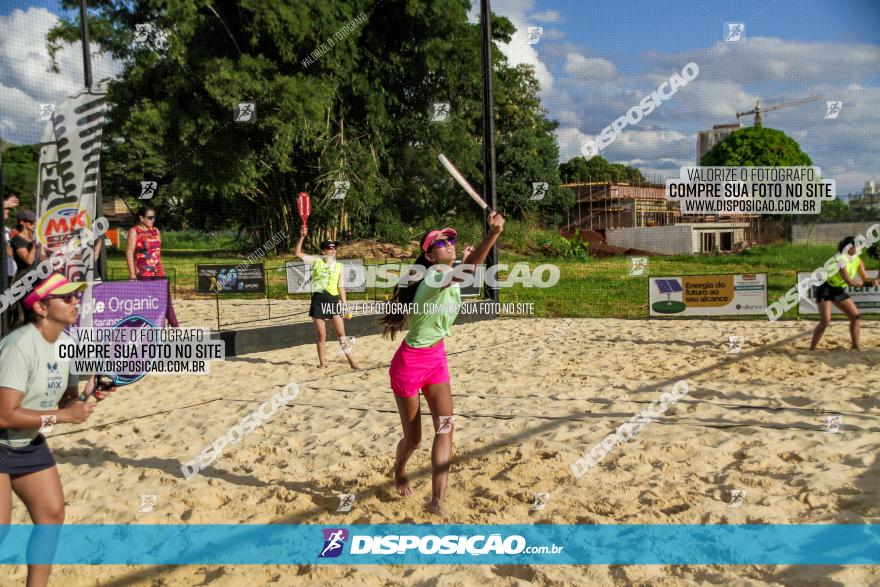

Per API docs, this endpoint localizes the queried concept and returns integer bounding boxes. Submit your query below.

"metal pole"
[79,0,93,90]
[79,0,105,281]
[0,136,7,337]
[480,0,498,302]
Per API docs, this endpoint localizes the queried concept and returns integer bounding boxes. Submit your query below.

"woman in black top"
[10,209,52,274]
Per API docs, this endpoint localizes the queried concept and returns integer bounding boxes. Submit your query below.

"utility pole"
[78,0,106,279]
[79,0,93,89]
[480,0,498,302]
[0,133,7,337]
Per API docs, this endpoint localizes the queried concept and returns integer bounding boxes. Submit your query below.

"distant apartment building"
[849,181,880,211]
[697,123,742,164]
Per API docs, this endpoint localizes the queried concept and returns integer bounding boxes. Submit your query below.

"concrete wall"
[607,225,694,255]
[218,299,498,356]
[793,222,877,245]
[690,227,747,252]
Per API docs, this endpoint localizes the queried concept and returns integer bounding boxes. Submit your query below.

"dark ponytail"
[8,271,42,331]
[378,233,433,339]
[838,236,856,254]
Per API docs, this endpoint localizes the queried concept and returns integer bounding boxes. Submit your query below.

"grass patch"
[105,235,867,320]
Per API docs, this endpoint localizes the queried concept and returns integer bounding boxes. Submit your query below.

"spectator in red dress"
[125,205,179,327]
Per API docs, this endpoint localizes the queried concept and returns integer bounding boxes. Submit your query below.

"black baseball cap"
[16,209,36,222]
[320,240,340,250]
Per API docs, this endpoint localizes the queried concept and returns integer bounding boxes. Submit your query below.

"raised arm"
[453,212,505,283]
[294,228,319,264]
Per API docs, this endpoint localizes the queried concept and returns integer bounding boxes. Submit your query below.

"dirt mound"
[559,228,605,243]
[588,242,657,258]
[338,239,417,260]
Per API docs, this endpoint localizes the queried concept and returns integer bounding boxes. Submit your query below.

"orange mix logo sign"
[37,205,92,248]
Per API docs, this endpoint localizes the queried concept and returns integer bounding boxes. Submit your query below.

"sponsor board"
[649,274,767,316]
[797,270,880,315]
[198,264,266,294]
[77,279,168,329]
[285,259,366,294]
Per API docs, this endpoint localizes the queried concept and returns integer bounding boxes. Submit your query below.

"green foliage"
[559,155,646,184]
[154,229,240,251]
[814,197,852,222]
[556,231,590,260]
[501,219,558,254]
[374,209,411,246]
[47,0,568,244]
[0,143,39,209]
[700,127,812,167]
[700,126,813,239]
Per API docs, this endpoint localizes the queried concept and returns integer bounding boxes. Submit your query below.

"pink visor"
[22,274,87,311]
[422,228,457,252]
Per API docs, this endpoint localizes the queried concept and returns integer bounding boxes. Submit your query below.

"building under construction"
[563,182,678,232]
[562,181,760,254]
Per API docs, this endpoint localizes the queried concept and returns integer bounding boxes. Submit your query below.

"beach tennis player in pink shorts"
[379,212,504,516]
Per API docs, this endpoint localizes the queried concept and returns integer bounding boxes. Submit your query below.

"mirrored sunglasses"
[432,238,456,249]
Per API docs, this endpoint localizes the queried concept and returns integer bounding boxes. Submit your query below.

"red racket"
[297,192,311,229]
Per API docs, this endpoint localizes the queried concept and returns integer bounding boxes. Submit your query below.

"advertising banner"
[76,279,168,329]
[286,259,366,294]
[198,264,266,294]
[649,274,767,316]
[36,83,108,282]
[797,270,880,315]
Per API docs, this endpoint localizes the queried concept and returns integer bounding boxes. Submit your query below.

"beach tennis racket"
[76,315,158,400]
[79,374,119,401]
[438,154,493,213]
[297,192,312,229]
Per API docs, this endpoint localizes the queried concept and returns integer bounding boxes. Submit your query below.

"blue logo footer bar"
[0,524,877,565]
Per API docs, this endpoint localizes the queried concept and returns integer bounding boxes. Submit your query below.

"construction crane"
[736,96,822,127]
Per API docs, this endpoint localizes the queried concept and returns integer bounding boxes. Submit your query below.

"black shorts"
[0,434,56,475]
[814,282,849,303]
[309,291,342,320]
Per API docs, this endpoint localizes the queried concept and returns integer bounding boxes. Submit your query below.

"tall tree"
[47,0,568,245]
[701,126,813,241]
[700,127,812,167]
[559,155,646,184]
[0,143,40,209]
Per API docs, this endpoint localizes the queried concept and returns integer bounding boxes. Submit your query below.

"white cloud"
[554,126,594,161]
[502,27,554,93]
[563,53,617,80]
[529,10,561,24]
[654,37,880,85]
[0,7,121,144]
[545,34,880,193]
[491,0,554,96]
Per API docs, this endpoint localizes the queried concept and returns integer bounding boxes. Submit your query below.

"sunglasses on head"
[45,293,81,304]
[432,237,456,249]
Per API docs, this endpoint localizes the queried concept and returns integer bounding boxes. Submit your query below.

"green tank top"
[311,258,342,295]
[827,254,861,288]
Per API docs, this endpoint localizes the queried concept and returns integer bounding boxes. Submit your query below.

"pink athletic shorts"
[389,339,450,398]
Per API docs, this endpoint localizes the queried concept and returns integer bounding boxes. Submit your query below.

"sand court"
[2,317,879,585]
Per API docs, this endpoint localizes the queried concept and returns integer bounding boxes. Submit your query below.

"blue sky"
[487,0,880,193]
[551,0,880,57]
[2,0,879,193]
